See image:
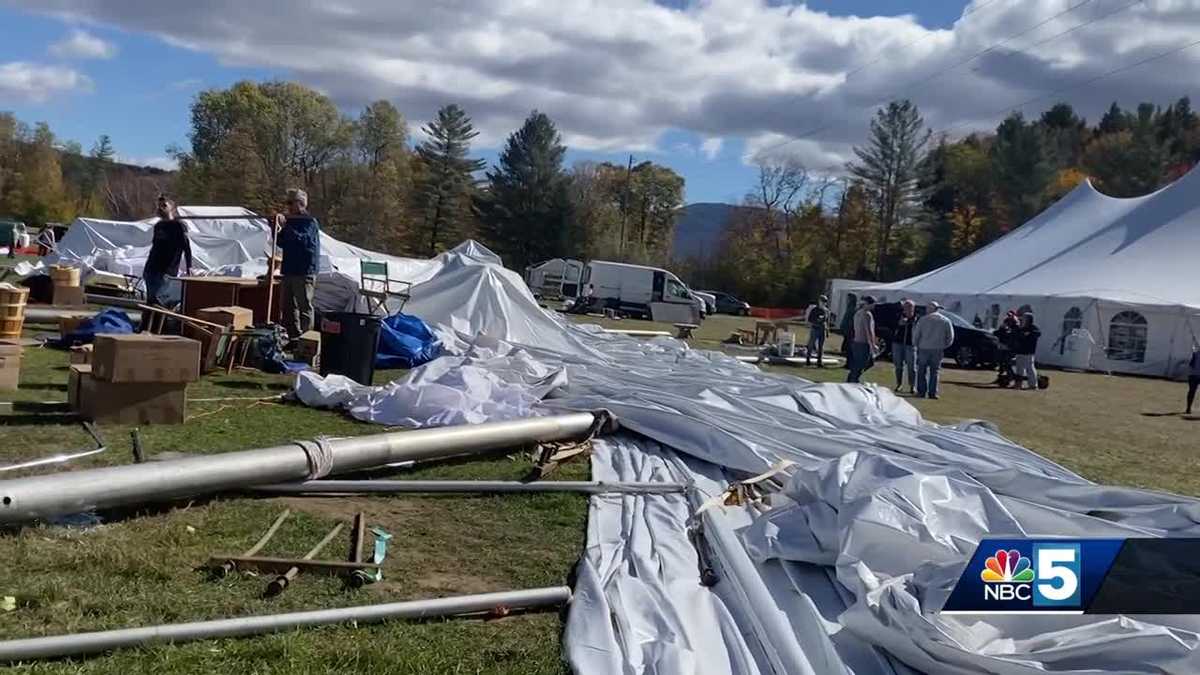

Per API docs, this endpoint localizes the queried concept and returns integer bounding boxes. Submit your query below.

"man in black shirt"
[141,196,193,311]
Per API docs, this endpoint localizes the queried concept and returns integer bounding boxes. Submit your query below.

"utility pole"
[619,154,633,257]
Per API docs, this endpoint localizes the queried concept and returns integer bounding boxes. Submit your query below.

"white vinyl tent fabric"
[831,166,1200,378]
[286,242,1200,674]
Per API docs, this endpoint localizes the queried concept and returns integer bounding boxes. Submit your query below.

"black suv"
[871,302,1001,368]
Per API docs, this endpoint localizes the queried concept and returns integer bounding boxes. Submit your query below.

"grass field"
[0,293,1195,673]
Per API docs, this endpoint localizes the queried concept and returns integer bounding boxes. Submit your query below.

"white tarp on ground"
[290,241,1200,675]
[830,166,1200,378]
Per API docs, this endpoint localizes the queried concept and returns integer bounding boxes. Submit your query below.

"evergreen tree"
[848,99,931,277]
[90,135,115,163]
[1097,102,1130,135]
[477,111,569,269]
[413,104,485,256]
[990,112,1054,231]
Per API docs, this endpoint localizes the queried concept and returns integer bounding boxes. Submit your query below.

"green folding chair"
[359,260,412,316]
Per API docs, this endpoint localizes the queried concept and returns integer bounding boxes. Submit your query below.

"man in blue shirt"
[274,188,321,339]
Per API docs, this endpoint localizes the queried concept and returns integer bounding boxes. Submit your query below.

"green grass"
[1,340,586,674]
[0,309,1195,673]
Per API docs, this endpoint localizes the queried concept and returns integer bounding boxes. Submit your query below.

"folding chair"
[359,260,412,316]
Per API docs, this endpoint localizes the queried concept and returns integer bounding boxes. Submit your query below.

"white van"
[580,260,702,323]
[525,258,583,300]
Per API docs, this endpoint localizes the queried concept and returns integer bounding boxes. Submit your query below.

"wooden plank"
[208,555,379,576]
[136,304,226,330]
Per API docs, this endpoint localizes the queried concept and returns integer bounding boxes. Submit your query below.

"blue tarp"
[375,313,440,369]
[57,308,135,347]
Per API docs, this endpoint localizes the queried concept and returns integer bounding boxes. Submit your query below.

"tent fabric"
[375,313,441,369]
[833,167,1200,377]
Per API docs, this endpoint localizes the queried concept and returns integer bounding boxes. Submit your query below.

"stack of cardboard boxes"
[0,339,21,392]
[69,334,200,424]
[50,265,85,306]
[184,306,253,372]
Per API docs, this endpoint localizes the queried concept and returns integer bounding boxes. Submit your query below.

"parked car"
[699,290,751,316]
[692,290,716,316]
[871,302,1001,368]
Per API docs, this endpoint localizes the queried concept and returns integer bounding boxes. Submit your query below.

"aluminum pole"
[252,480,687,496]
[0,412,597,524]
[0,586,571,662]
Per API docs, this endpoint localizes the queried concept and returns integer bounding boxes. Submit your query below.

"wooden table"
[179,276,282,325]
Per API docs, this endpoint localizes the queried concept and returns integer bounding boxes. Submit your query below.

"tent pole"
[251,480,687,496]
[0,587,572,662]
[265,212,279,325]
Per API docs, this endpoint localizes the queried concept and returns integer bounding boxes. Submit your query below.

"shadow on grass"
[17,382,68,392]
[1141,411,1184,418]
[0,412,81,426]
[211,380,291,391]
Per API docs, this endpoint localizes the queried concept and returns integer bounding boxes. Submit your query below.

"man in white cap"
[912,300,955,399]
[275,188,321,340]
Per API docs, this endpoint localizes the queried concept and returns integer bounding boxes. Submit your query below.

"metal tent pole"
[252,480,687,496]
[0,586,572,662]
[0,412,598,524]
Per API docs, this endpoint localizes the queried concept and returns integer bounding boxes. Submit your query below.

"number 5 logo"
[1033,544,1081,607]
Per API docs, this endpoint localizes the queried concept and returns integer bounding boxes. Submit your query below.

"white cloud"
[170,78,203,90]
[0,61,92,102]
[117,154,179,171]
[700,137,722,161]
[49,28,117,59]
[16,0,1200,167]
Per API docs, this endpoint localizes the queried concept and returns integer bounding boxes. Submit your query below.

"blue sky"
[2,1,1193,205]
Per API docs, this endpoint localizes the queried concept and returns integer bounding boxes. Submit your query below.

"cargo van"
[580,260,702,323]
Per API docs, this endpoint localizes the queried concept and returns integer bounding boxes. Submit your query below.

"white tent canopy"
[832,166,1200,378]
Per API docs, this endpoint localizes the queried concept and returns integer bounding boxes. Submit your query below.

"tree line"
[4,83,1197,306]
[683,97,1200,307]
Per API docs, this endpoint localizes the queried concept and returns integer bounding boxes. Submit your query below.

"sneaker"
[929,394,940,400]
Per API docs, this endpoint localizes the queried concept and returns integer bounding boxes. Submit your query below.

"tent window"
[988,304,1001,329]
[1108,311,1148,363]
[1060,307,1083,355]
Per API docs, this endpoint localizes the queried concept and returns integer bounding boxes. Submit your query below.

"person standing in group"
[1014,312,1042,391]
[275,188,321,341]
[140,196,193,328]
[36,225,56,257]
[846,296,877,383]
[912,300,955,399]
[805,294,829,367]
[892,299,917,392]
[1187,343,1200,415]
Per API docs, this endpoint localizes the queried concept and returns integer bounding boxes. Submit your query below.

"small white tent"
[833,166,1200,378]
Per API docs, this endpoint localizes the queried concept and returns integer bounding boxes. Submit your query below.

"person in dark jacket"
[993,312,1019,386]
[805,295,829,367]
[1013,312,1042,390]
[275,188,321,339]
[141,196,193,312]
[892,299,917,392]
[1186,343,1200,415]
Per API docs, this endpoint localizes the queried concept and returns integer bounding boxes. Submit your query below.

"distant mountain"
[672,202,754,259]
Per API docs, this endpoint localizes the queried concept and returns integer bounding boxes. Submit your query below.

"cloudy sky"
[2,0,1199,203]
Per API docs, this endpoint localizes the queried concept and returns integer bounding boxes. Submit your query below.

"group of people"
[140,189,322,342]
[994,310,1043,390]
[846,296,959,398]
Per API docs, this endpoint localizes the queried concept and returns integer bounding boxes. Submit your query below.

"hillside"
[672,202,753,259]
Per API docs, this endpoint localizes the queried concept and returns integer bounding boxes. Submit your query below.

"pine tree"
[477,111,569,269]
[848,100,931,278]
[990,113,1054,231]
[413,104,485,256]
[1097,102,1130,135]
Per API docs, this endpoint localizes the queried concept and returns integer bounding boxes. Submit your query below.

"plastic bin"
[319,312,382,385]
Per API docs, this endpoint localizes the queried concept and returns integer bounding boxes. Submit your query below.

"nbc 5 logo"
[980,544,1081,607]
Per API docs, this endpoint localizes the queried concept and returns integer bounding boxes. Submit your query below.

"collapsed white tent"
[831,166,1200,378]
[37,208,1200,672]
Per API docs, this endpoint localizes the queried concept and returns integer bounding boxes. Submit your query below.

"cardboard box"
[0,339,21,358]
[70,364,187,424]
[59,316,86,341]
[182,322,229,374]
[53,283,86,306]
[0,355,19,391]
[69,344,93,365]
[294,330,320,365]
[93,334,201,383]
[196,306,253,330]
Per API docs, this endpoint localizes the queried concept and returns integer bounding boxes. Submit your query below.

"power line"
[992,0,1143,59]
[841,0,1013,80]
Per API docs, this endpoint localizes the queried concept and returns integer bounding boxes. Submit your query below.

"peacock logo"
[981,549,1035,583]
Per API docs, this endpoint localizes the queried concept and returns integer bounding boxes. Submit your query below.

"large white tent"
[832,166,1200,378]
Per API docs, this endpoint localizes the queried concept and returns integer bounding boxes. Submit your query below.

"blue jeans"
[846,342,872,383]
[916,348,944,397]
[806,326,826,365]
[893,343,916,389]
